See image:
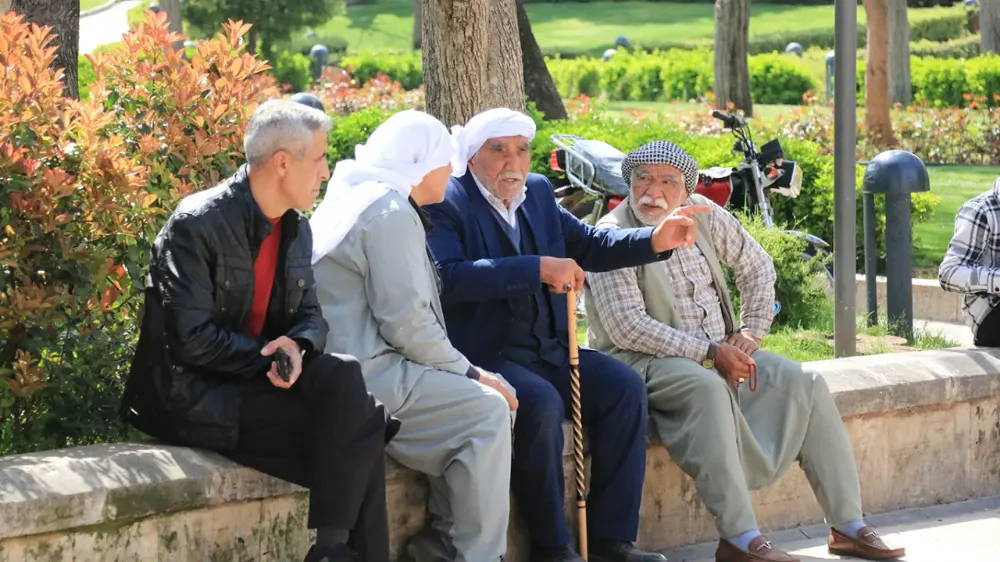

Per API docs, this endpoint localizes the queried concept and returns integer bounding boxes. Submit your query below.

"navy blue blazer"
[423,171,671,367]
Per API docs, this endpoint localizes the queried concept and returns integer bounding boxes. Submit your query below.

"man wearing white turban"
[424,108,708,562]
[311,110,518,562]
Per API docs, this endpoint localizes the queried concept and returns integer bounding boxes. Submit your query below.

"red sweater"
[247,217,282,338]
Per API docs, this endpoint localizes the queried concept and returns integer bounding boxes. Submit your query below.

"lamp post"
[833,0,857,357]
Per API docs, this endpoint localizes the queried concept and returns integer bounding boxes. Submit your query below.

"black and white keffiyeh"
[621,140,699,193]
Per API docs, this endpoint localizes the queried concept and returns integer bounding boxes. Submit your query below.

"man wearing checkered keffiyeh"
[583,141,907,562]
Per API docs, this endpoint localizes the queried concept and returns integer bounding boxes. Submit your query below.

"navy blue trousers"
[483,348,648,549]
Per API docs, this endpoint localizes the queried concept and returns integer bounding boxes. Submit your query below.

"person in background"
[939,179,1000,347]
[311,110,517,562]
[119,99,398,562]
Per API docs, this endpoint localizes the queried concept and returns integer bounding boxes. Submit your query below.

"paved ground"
[79,0,141,54]
[660,496,1000,561]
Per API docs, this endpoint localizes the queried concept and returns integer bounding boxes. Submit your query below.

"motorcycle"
[548,111,833,286]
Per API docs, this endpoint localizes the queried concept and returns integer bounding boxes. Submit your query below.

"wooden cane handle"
[567,289,580,366]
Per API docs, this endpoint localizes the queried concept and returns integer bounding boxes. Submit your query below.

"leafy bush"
[548,49,817,104]
[271,49,313,92]
[723,214,830,331]
[911,35,980,59]
[0,13,278,456]
[311,68,424,117]
[1,13,150,453]
[339,51,423,91]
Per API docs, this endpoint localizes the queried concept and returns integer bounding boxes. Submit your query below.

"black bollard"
[309,44,330,81]
[861,150,930,340]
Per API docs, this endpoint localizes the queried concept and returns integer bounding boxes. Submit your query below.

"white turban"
[310,110,456,264]
[450,108,537,178]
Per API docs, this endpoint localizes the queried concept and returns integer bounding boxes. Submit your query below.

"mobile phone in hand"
[275,348,292,382]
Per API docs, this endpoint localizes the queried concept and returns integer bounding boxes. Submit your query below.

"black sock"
[316,527,349,549]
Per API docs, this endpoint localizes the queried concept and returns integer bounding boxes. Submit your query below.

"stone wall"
[2,348,999,561]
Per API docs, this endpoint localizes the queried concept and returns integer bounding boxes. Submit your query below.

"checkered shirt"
[587,201,777,362]
[939,178,1000,337]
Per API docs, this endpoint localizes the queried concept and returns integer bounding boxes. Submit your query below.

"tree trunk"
[983,0,1000,54]
[412,0,422,50]
[516,0,567,120]
[713,0,752,117]
[11,0,79,99]
[864,0,896,146]
[159,0,185,52]
[422,0,525,127]
[887,0,911,106]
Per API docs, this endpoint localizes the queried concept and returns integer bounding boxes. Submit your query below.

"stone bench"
[2,348,999,561]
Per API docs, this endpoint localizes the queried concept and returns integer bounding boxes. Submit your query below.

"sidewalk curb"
[81,0,120,18]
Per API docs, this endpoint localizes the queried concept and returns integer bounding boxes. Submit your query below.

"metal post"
[833,0,858,357]
[863,193,878,327]
[885,193,914,339]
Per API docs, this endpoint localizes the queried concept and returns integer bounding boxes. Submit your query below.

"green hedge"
[548,50,817,104]
[339,51,423,90]
[335,49,815,104]
[853,53,1000,107]
[272,50,313,93]
[911,35,980,59]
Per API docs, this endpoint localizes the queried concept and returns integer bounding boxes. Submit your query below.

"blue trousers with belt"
[483,347,649,548]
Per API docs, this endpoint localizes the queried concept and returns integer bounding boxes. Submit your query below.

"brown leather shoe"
[828,526,906,560]
[715,536,799,562]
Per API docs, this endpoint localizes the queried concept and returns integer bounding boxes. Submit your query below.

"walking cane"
[565,287,588,560]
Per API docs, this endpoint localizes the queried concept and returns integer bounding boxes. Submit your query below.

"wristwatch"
[702,342,718,370]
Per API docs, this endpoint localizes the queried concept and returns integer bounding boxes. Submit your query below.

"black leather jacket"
[119,166,328,450]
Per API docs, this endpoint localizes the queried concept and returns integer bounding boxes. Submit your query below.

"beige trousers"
[622,349,864,537]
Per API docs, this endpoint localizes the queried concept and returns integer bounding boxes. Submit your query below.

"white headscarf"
[310,110,456,264]
[450,108,537,178]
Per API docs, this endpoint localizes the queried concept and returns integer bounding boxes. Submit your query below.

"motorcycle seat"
[573,139,630,197]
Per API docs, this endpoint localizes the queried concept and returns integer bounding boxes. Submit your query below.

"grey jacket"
[313,191,473,413]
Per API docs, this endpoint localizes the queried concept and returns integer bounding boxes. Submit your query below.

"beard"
[485,172,526,201]
[628,193,672,226]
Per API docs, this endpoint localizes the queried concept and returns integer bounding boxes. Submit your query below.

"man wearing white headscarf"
[311,110,518,562]
[424,108,708,562]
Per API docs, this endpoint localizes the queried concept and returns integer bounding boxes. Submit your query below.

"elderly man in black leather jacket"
[119,99,399,562]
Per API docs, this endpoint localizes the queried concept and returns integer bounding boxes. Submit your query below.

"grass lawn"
[289,0,963,56]
[81,0,109,11]
[914,165,999,270]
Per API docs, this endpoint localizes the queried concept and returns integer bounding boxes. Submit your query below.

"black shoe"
[532,544,585,562]
[304,544,356,562]
[590,540,668,562]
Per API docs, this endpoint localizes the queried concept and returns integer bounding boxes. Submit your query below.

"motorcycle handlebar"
[711,110,744,130]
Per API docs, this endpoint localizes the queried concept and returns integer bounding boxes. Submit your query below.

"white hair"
[244,99,332,166]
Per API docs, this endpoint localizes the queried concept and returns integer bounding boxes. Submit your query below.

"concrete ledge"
[855,274,966,324]
[2,348,999,560]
